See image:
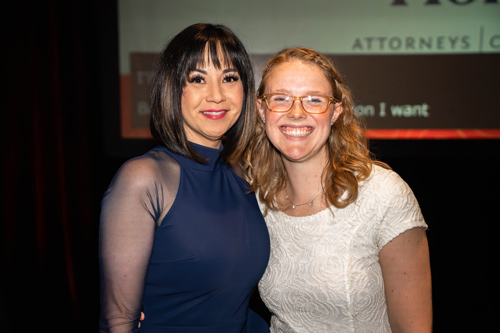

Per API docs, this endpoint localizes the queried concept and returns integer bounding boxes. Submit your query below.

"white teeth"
[203,111,225,115]
[281,127,312,137]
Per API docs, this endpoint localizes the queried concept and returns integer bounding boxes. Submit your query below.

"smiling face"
[181,53,244,148]
[258,60,342,164]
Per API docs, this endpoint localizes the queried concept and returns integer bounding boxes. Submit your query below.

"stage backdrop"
[117,0,500,139]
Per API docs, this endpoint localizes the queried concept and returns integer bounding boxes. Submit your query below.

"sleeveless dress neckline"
[170,142,223,171]
[139,142,270,332]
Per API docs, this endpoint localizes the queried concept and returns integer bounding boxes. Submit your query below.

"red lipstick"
[201,109,228,120]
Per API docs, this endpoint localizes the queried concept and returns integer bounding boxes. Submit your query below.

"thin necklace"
[285,190,326,209]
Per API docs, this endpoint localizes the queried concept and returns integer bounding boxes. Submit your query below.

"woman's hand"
[138,312,145,328]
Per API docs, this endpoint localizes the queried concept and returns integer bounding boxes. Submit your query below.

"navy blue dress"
[99,142,270,332]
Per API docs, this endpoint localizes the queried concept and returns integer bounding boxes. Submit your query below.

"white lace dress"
[257,165,427,333]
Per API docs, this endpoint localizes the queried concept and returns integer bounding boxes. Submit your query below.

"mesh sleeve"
[99,153,179,332]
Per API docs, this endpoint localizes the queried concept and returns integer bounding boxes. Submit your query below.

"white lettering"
[354,104,376,117]
[390,104,430,117]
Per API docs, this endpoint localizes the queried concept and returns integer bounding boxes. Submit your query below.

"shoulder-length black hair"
[149,23,256,164]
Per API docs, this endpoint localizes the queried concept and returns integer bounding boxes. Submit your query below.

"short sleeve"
[375,170,427,251]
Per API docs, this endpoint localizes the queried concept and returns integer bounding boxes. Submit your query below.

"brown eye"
[188,75,205,84]
[223,74,240,83]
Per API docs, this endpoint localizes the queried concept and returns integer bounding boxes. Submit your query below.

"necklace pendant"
[285,191,324,210]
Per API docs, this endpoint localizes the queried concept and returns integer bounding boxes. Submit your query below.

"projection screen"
[118,0,500,139]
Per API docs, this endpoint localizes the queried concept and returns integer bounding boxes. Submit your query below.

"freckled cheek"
[315,119,334,143]
[265,111,283,124]
[264,114,284,144]
[314,114,333,128]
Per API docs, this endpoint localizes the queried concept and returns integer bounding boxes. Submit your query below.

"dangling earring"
[262,117,265,124]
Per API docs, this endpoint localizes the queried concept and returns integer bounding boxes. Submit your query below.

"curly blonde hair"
[243,47,389,211]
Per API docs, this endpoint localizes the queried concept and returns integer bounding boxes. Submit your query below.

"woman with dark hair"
[99,23,270,332]
[244,47,432,332]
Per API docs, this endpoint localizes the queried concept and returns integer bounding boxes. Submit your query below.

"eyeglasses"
[261,93,336,114]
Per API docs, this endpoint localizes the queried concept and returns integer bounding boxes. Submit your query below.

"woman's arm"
[379,227,432,333]
[99,159,158,333]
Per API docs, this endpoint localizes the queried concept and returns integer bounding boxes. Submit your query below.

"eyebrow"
[190,68,238,74]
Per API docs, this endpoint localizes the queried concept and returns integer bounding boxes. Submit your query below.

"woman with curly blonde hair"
[244,47,432,332]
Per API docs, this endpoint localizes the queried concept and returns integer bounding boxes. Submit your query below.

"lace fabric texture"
[258,165,427,333]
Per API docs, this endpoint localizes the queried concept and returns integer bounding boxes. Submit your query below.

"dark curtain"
[2,1,106,331]
[2,1,500,332]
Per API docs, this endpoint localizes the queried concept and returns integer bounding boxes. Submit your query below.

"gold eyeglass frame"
[260,93,337,114]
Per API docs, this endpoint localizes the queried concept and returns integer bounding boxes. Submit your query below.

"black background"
[2,1,499,332]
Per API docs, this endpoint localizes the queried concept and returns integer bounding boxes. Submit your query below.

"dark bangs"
[181,27,252,92]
